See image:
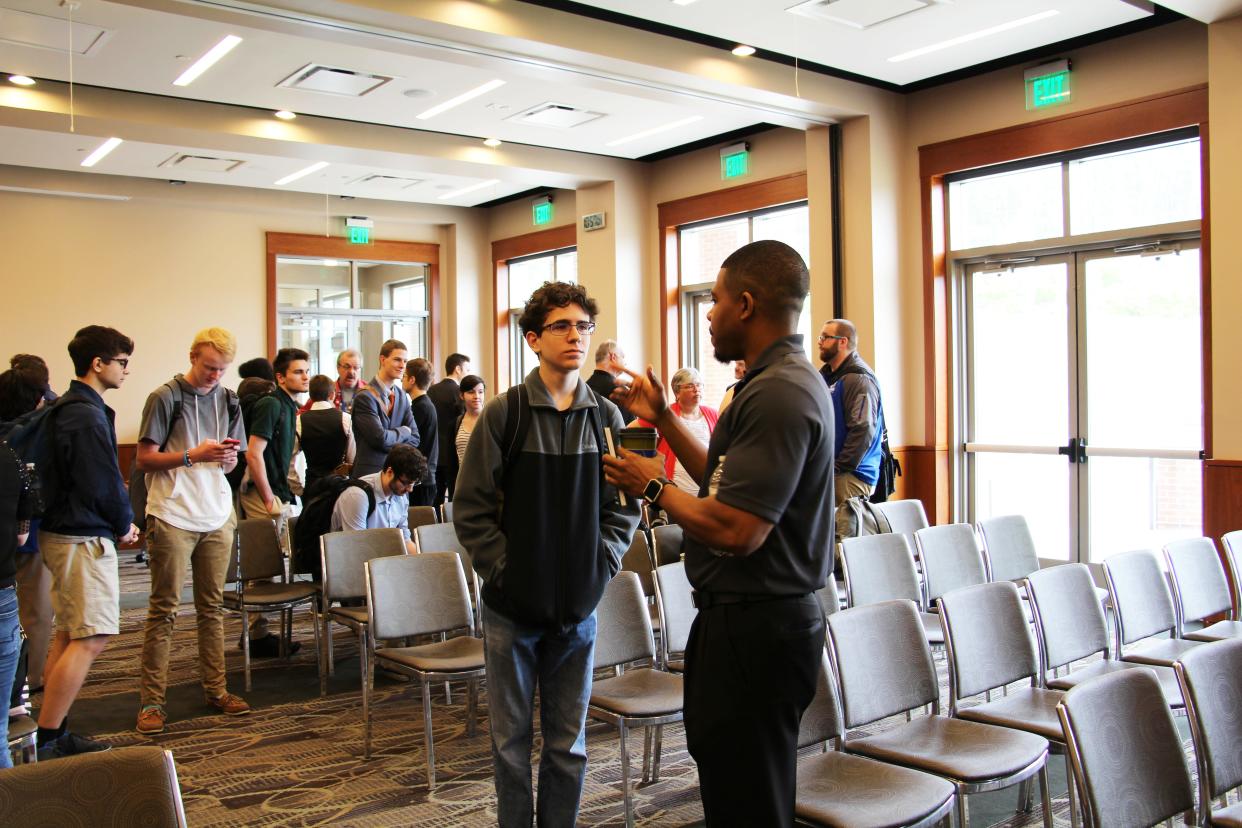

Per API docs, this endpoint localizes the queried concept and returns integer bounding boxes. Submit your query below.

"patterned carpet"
[43,556,1189,826]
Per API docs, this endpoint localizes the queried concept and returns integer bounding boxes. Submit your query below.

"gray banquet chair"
[914,523,988,609]
[1221,531,1242,612]
[827,599,1052,828]
[1057,669,1196,828]
[653,560,695,673]
[651,522,684,566]
[415,521,481,631]
[408,504,439,531]
[1103,549,1204,667]
[871,498,929,536]
[977,515,1041,584]
[841,532,942,647]
[1174,637,1242,827]
[1163,537,1242,641]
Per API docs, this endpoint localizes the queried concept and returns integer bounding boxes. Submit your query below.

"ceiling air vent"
[508,103,604,129]
[158,153,244,173]
[0,7,108,54]
[349,174,425,190]
[278,64,394,97]
[785,0,933,29]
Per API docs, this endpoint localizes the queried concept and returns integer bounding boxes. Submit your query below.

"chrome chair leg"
[618,720,634,828]
[955,787,968,828]
[242,615,252,692]
[423,678,436,789]
[362,644,373,760]
[651,724,664,783]
[1039,766,1053,828]
[466,678,477,738]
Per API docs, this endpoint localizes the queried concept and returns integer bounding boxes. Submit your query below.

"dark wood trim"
[656,172,809,384]
[917,86,1209,526]
[490,224,577,391]
[265,232,441,364]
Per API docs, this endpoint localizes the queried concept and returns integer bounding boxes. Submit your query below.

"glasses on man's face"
[817,334,845,344]
[103,357,130,369]
[542,320,597,336]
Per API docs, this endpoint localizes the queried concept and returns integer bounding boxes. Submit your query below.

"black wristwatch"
[643,477,672,504]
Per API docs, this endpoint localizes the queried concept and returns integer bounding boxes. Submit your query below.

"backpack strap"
[501,384,530,472]
[158,379,184,453]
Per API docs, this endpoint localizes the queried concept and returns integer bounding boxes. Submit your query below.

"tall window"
[507,247,577,386]
[951,131,1202,565]
[276,257,430,376]
[678,202,811,407]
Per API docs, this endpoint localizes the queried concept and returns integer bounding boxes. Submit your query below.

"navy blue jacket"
[41,380,133,538]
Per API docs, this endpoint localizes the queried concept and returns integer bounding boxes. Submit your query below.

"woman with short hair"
[639,366,719,492]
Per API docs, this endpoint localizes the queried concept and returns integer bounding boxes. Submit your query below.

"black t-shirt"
[684,335,835,595]
[410,393,439,482]
[0,444,36,588]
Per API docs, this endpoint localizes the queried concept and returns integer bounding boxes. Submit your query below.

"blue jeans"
[481,599,597,828]
[0,586,20,769]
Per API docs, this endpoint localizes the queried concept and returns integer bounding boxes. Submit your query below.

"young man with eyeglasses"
[135,328,251,735]
[329,443,425,554]
[455,281,639,827]
[36,325,141,760]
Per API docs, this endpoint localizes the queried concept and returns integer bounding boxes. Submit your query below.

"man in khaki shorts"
[135,328,251,734]
[36,325,140,760]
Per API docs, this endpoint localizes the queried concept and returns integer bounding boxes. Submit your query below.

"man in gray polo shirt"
[605,240,833,828]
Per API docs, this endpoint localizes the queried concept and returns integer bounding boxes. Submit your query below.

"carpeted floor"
[42,555,1183,826]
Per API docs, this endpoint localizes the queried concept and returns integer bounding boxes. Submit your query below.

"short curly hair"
[517,281,599,337]
[384,443,428,483]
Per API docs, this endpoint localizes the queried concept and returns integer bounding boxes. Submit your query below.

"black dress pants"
[684,593,824,828]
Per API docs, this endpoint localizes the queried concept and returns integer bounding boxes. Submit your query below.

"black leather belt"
[691,591,811,610]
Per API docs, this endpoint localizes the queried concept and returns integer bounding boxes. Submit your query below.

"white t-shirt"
[671,410,712,492]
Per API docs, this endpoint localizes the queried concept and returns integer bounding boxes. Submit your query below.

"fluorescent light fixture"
[8,75,35,86]
[416,79,505,120]
[322,259,340,267]
[606,115,702,148]
[80,137,123,168]
[889,9,1060,63]
[436,179,500,200]
[731,44,756,57]
[483,137,502,148]
[672,0,698,5]
[173,34,242,86]
[274,160,329,186]
[274,110,296,120]
[0,185,130,201]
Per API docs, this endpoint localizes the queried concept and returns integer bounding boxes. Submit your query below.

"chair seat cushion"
[590,669,683,718]
[376,636,485,674]
[7,715,35,741]
[666,660,685,675]
[956,687,1064,741]
[330,606,369,625]
[920,612,944,645]
[1047,660,1184,707]
[1185,620,1242,642]
[847,715,1048,783]
[224,582,319,607]
[796,750,954,828]
[1212,800,1242,827]
[1122,638,1203,667]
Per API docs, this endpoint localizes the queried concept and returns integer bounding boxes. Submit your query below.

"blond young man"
[135,328,250,734]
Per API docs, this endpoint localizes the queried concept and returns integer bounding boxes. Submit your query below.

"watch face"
[644,479,664,502]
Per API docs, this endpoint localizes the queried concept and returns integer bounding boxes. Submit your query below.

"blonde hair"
[191,327,237,361]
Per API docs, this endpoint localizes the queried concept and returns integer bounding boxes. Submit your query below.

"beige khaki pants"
[38,532,120,639]
[834,471,876,547]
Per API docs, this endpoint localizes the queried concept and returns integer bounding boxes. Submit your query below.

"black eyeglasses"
[541,320,597,336]
[817,334,845,343]
[102,357,130,369]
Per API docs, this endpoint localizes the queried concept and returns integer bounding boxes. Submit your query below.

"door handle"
[1058,438,1079,460]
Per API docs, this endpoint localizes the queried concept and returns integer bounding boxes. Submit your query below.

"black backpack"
[226,380,275,493]
[292,475,376,580]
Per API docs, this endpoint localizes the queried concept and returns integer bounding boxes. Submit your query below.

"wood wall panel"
[1205,460,1242,540]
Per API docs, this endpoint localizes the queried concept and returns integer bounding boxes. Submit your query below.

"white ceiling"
[0,0,1208,205]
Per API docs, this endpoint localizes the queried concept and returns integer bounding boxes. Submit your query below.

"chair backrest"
[815,577,841,617]
[1103,549,1178,645]
[938,581,1038,705]
[871,499,929,536]
[415,521,475,590]
[1164,537,1233,626]
[320,527,407,601]
[1058,669,1194,828]
[651,523,684,566]
[1024,563,1111,671]
[914,523,986,604]
[441,501,453,522]
[621,530,656,597]
[841,533,922,608]
[1221,530,1242,610]
[978,514,1041,583]
[366,552,473,640]
[0,746,187,827]
[231,518,285,582]
[797,650,844,749]
[593,571,655,670]
[826,599,939,729]
[1175,637,1242,801]
[408,505,439,530]
[653,561,696,663]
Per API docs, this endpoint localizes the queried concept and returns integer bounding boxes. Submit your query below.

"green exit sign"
[348,225,370,244]
[1025,60,1072,111]
[533,198,554,226]
[721,151,748,179]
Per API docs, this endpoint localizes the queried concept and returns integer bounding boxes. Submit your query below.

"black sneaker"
[247,633,301,659]
[37,731,111,761]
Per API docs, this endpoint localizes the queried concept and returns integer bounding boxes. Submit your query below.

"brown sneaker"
[136,705,166,734]
[206,692,251,716]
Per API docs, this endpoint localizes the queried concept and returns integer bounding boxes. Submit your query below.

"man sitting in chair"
[330,443,425,555]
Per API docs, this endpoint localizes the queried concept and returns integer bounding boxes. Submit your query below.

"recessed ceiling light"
[274,161,329,186]
[437,179,500,200]
[80,137,123,168]
[8,75,35,86]
[274,110,296,120]
[731,44,756,57]
[672,0,698,5]
[173,34,242,86]
[483,137,502,148]
[606,116,702,148]
[402,88,434,99]
[416,79,506,120]
[888,9,1060,63]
